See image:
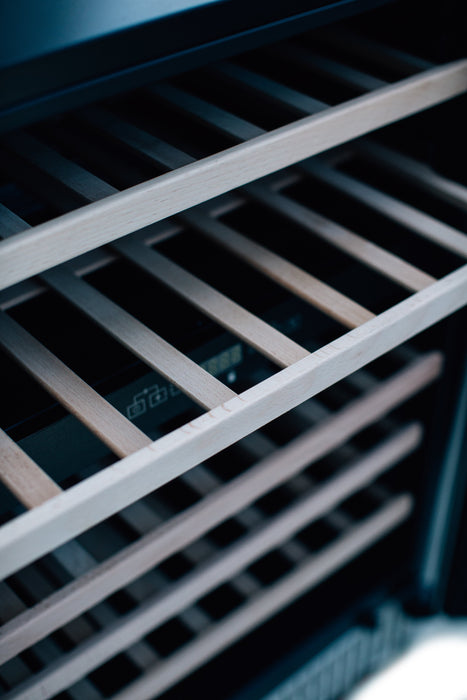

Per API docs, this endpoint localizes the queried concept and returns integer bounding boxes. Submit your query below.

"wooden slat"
[183,209,374,328]
[0,262,460,582]
[78,95,434,297]
[5,132,115,203]
[318,29,434,75]
[0,180,292,312]
[357,141,467,212]
[82,106,195,169]
[116,237,308,367]
[134,474,261,601]
[0,199,236,410]
[0,312,151,459]
[107,497,414,700]
[1,60,466,289]
[5,131,116,202]
[2,481,414,700]
[214,59,466,265]
[3,135,339,370]
[0,353,438,661]
[0,204,30,238]
[180,461,309,568]
[274,43,386,91]
[121,490,258,619]
[109,503,212,635]
[1,137,308,368]
[43,267,236,410]
[0,583,102,700]
[302,159,467,259]
[146,81,435,294]
[151,83,263,141]
[50,540,160,672]
[214,62,328,114]
[246,181,436,292]
[81,106,194,170]
[211,63,467,255]
[216,53,466,237]
[0,584,53,689]
[0,430,61,508]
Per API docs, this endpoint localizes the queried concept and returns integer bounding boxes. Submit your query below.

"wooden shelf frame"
[0,99,466,577]
[0,48,465,289]
[0,32,466,698]
[2,493,412,700]
[0,345,425,697]
[0,353,434,661]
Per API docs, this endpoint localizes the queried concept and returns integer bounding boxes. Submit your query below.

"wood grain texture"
[5,494,413,700]
[42,267,236,410]
[0,201,236,410]
[111,496,412,700]
[302,159,467,259]
[213,59,466,263]
[144,86,433,299]
[0,176,290,313]
[246,181,436,292]
[0,353,439,659]
[116,237,309,367]
[0,582,102,700]
[0,259,460,580]
[1,60,466,289]
[0,312,151,459]
[0,137,311,376]
[0,430,61,508]
[6,135,306,368]
[73,95,439,299]
[357,141,467,213]
[183,209,375,328]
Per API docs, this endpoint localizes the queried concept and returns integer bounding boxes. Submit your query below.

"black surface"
[0,0,392,133]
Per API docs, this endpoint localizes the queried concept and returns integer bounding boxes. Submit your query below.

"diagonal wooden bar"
[1,59,466,289]
[0,430,61,509]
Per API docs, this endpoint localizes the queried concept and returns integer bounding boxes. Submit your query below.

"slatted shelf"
[0,25,466,699]
[244,181,436,292]
[0,349,439,664]
[117,238,309,368]
[0,430,61,509]
[301,159,467,259]
[0,31,465,289]
[266,42,388,92]
[313,28,434,75]
[182,209,375,328]
[0,372,418,698]
[1,468,409,697]
[147,63,467,260]
[0,118,465,575]
[0,312,152,459]
[109,496,411,700]
[353,140,467,212]
[0,581,104,700]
